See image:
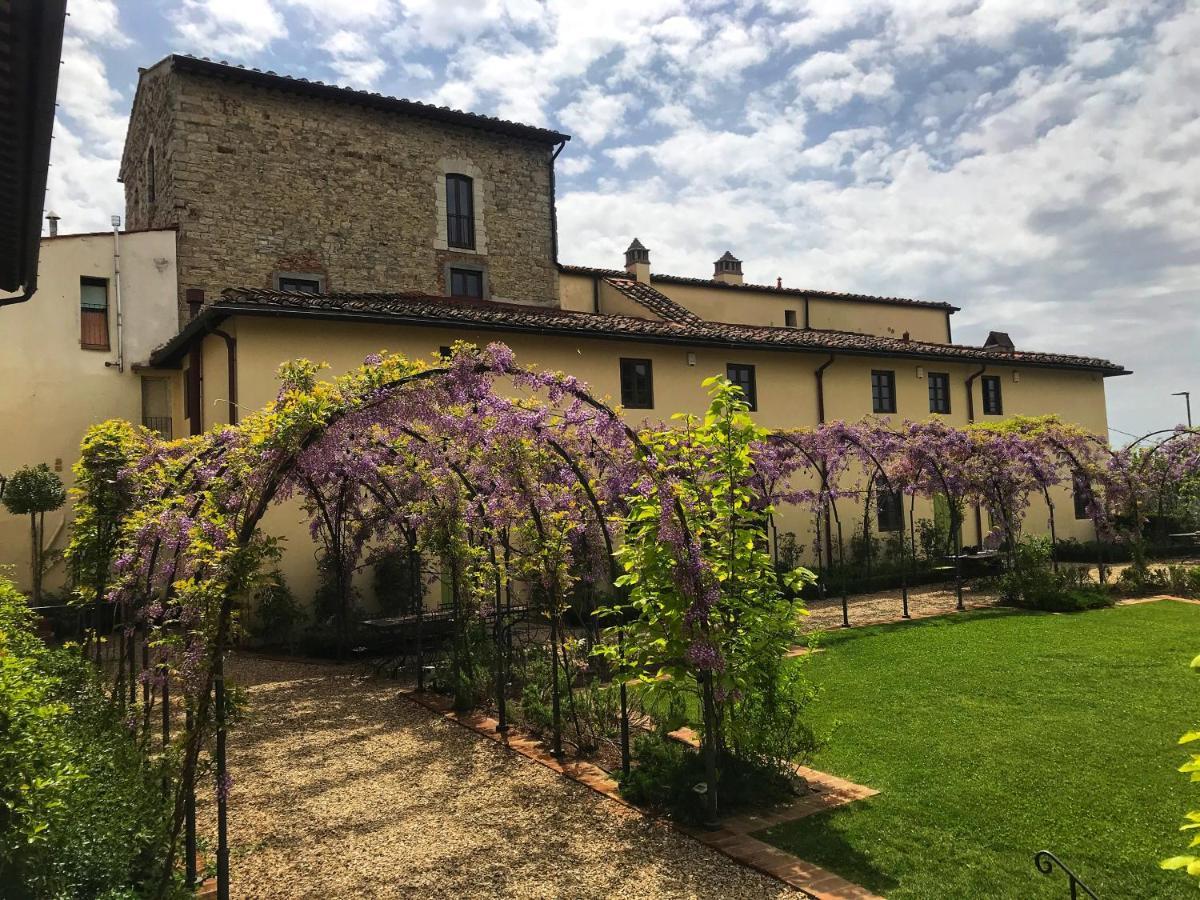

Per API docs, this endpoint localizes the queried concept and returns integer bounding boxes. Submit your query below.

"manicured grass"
[759,602,1200,899]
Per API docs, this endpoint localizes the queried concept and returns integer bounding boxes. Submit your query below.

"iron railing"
[1034,850,1099,899]
[142,415,172,438]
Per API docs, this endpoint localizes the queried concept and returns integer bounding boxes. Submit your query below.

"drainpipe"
[815,353,835,424]
[815,353,836,569]
[592,274,600,314]
[549,140,567,265]
[104,216,125,373]
[803,296,811,330]
[211,328,238,425]
[965,363,987,544]
[185,290,204,436]
[965,364,987,423]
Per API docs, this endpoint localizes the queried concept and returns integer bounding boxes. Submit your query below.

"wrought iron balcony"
[142,416,172,438]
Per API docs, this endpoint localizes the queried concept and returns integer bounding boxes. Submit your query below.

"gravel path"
[803,582,1000,632]
[201,656,800,899]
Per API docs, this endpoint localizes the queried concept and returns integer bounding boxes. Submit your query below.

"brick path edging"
[403,690,881,900]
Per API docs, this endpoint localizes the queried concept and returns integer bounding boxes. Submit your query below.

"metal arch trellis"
[108,350,700,898]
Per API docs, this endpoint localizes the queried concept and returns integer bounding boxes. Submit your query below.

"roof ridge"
[164,289,1125,376]
[559,263,958,311]
[155,54,570,145]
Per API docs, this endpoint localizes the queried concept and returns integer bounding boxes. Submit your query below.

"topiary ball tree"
[2,463,67,604]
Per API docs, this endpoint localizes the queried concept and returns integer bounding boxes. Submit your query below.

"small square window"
[274,273,324,294]
[450,268,484,299]
[877,488,904,532]
[726,363,757,411]
[982,375,1003,415]
[620,358,653,409]
[928,372,950,414]
[784,309,797,327]
[871,370,896,414]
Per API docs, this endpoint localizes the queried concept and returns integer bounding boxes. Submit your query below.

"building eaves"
[0,0,67,298]
[149,289,1128,376]
[157,54,570,146]
[559,263,960,312]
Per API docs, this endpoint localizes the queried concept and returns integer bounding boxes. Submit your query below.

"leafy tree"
[598,377,815,822]
[2,464,66,604]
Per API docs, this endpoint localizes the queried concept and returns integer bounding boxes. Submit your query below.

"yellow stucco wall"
[193,315,1109,606]
[0,231,180,592]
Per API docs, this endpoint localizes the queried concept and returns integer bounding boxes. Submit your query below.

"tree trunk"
[29,512,41,604]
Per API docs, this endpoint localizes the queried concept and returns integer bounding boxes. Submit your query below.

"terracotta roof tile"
[559,263,959,311]
[148,288,1127,375]
[603,277,703,324]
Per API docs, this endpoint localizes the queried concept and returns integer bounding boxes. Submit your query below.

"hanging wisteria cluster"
[65,342,1199,895]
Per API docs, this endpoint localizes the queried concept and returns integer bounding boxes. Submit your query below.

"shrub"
[618,732,799,824]
[372,548,422,615]
[247,571,304,648]
[999,538,1115,612]
[0,576,176,899]
[727,662,820,778]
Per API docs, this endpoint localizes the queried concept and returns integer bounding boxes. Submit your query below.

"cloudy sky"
[50,0,1199,439]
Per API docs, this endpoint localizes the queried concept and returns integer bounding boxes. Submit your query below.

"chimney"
[186,288,205,320]
[713,250,743,285]
[624,238,651,284]
[983,331,1015,352]
[46,211,60,237]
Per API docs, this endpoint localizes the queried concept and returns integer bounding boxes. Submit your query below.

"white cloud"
[559,87,632,144]
[285,0,397,26]
[172,0,287,56]
[792,48,895,111]
[324,29,388,87]
[66,0,129,45]
[558,155,594,176]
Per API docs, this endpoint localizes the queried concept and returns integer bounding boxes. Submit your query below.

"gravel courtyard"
[202,656,799,900]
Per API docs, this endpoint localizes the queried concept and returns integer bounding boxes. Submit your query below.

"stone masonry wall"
[124,67,559,324]
[121,64,179,236]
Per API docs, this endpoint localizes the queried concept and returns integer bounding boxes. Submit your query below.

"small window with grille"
[726,363,758,411]
[620,358,654,409]
[872,370,896,414]
[928,372,950,414]
[80,278,110,350]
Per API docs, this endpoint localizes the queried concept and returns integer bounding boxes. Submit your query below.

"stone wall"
[123,65,560,324]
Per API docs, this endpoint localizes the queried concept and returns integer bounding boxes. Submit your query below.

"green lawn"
[759,602,1200,899]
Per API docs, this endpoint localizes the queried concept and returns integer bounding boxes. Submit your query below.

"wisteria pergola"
[70,342,1197,898]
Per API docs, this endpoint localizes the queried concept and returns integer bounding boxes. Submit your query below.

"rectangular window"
[277,275,322,293]
[1073,473,1092,520]
[141,377,172,438]
[982,375,1003,415]
[446,174,475,250]
[726,363,757,411]
[928,372,950,414]
[620,358,654,409]
[784,309,797,327]
[450,268,484,299]
[871,370,896,414]
[876,488,904,532]
[80,277,110,350]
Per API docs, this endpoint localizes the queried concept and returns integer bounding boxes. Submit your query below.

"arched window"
[446,174,475,250]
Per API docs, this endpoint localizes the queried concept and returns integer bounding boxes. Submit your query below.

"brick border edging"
[401,690,882,900]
